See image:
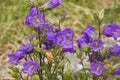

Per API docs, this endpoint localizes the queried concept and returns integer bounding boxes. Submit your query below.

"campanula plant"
[8,0,120,80]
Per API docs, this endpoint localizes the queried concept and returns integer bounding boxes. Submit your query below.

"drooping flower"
[40,23,54,33]
[62,12,67,18]
[82,26,96,38]
[55,28,75,53]
[22,61,39,76]
[90,61,106,76]
[55,31,64,46]
[77,36,90,49]
[114,66,120,75]
[112,45,120,57]
[25,7,45,28]
[88,39,103,52]
[62,40,76,53]
[103,23,120,40]
[89,53,103,62]
[19,44,34,58]
[8,51,23,65]
[44,0,62,9]
[62,28,74,40]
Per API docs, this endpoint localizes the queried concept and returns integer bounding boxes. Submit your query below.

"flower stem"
[98,20,101,40]
[38,26,43,80]
[61,54,64,80]
[19,73,24,80]
[81,58,88,80]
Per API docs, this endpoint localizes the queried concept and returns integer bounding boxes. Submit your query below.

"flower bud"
[46,52,53,63]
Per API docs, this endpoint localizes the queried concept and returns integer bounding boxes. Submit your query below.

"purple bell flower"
[40,23,54,33]
[103,23,120,40]
[77,37,89,48]
[89,53,103,62]
[62,28,74,40]
[62,41,76,53]
[8,51,23,65]
[25,7,45,28]
[88,39,103,52]
[82,26,96,38]
[114,66,120,75]
[112,45,120,57]
[90,61,106,76]
[19,44,34,58]
[22,61,39,76]
[55,28,75,53]
[44,0,62,9]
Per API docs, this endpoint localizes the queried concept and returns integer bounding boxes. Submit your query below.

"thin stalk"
[81,59,88,80]
[98,20,101,39]
[19,73,24,80]
[38,26,43,80]
[61,54,64,80]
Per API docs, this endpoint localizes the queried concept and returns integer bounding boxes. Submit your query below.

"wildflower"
[22,61,39,76]
[62,42,76,53]
[44,0,62,9]
[8,51,23,65]
[114,66,120,75]
[90,61,106,76]
[55,28,75,53]
[62,28,74,40]
[89,53,103,62]
[82,26,96,38]
[88,39,103,52]
[77,37,89,48]
[40,23,54,33]
[25,7,45,28]
[62,12,67,18]
[19,44,34,58]
[112,45,120,57]
[103,23,120,40]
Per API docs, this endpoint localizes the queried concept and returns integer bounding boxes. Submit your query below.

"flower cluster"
[8,0,63,77]
[8,0,120,79]
[8,44,34,65]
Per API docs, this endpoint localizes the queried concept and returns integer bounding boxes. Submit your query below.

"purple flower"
[62,12,67,18]
[82,26,96,38]
[44,0,62,9]
[42,42,55,50]
[40,23,54,33]
[62,28,74,40]
[114,66,120,75]
[77,37,89,48]
[90,61,106,76]
[103,23,120,40]
[62,41,76,53]
[22,61,39,76]
[19,44,34,58]
[112,45,120,56]
[88,39,103,52]
[25,7,45,28]
[55,28,75,53]
[89,53,103,62]
[8,51,23,65]
[55,31,64,45]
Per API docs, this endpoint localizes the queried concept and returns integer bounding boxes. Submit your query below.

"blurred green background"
[0,0,120,79]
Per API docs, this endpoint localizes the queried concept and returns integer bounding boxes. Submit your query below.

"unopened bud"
[46,52,53,63]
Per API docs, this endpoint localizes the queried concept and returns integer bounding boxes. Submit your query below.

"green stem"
[38,26,43,80]
[98,20,101,39]
[81,59,88,80]
[19,73,24,80]
[61,54,64,80]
